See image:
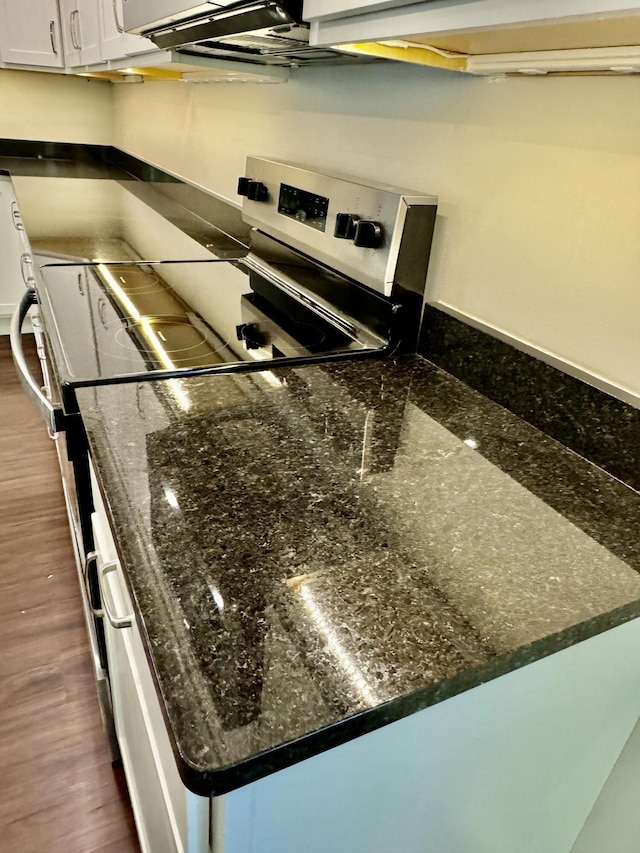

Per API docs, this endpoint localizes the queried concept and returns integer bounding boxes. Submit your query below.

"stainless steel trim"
[49,20,58,54]
[242,251,386,349]
[242,156,438,297]
[10,289,61,438]
[99,562,133,629]
[70,10,82,50]
[385,198,409,291]
[113,0,125,33]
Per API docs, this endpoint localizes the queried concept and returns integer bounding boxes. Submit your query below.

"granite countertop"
[6,141,638,797]
[76,355,640,796]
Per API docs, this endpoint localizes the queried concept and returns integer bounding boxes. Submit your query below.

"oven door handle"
[10,287,63,438]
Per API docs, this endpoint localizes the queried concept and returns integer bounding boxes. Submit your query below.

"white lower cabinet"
[91,476,209,853]
[89,458,640,853]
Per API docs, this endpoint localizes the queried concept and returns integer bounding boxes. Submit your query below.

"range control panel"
[238,157,438,297]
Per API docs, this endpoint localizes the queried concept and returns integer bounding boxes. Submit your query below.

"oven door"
[9,288,119,760]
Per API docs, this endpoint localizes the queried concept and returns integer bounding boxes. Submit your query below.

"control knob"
[353,220,384,249]
[334,212,360,240]
[236,322,265,350]
[237,177,269,202]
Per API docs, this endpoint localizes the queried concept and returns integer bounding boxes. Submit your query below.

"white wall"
[0,70,112,332]
[113,64,640,404]
[0,69,112,144]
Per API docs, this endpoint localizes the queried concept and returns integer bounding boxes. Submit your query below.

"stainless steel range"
[32,158,436,386]
[9,156,437,757]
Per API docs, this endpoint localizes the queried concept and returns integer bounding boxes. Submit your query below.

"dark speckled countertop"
[8,140,637,798]
[76,355,640,796]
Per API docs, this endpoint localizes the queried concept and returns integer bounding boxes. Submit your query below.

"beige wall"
[0,69,112,144]
[113,64,640,404]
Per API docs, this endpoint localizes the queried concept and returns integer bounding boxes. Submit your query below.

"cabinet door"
[0,0,64,68]
[99,0,157,61]
[91,495,210,853]
[60,0,103,67]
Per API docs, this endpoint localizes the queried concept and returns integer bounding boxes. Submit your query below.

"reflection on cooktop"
[110,317,231,365]
[39,259,380,384]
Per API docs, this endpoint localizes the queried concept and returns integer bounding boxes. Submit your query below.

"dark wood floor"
[0,335,140,853]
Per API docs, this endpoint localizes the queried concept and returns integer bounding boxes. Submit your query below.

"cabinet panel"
[0,0,64,68]
[101,580,181,851]
[100,0,157,61]
[60,0,103,67]
[91,493,209,853]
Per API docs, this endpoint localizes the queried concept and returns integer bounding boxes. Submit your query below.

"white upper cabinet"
[0,0,159,71]
[60,0,103,67]
[305,0,640,54]
[0,0,64,68]
[100,0,157,61]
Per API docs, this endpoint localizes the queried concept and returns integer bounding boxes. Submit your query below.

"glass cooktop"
[36,259,385,387]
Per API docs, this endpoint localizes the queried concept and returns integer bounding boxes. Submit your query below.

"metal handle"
[70,10,82,50]
[10,289,62,438]
[242,251,390,349]
[99,561,133,629]
[84,551,104,617]
[112,0,125,33]
[49,20,58,55]
[77,272,85,296]
[20,253,35,287]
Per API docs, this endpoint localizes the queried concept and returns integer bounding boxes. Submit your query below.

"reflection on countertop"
[12,174,249,265]
[76,355,640,794]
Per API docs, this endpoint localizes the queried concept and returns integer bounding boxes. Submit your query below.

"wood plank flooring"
[0,335,140,853]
